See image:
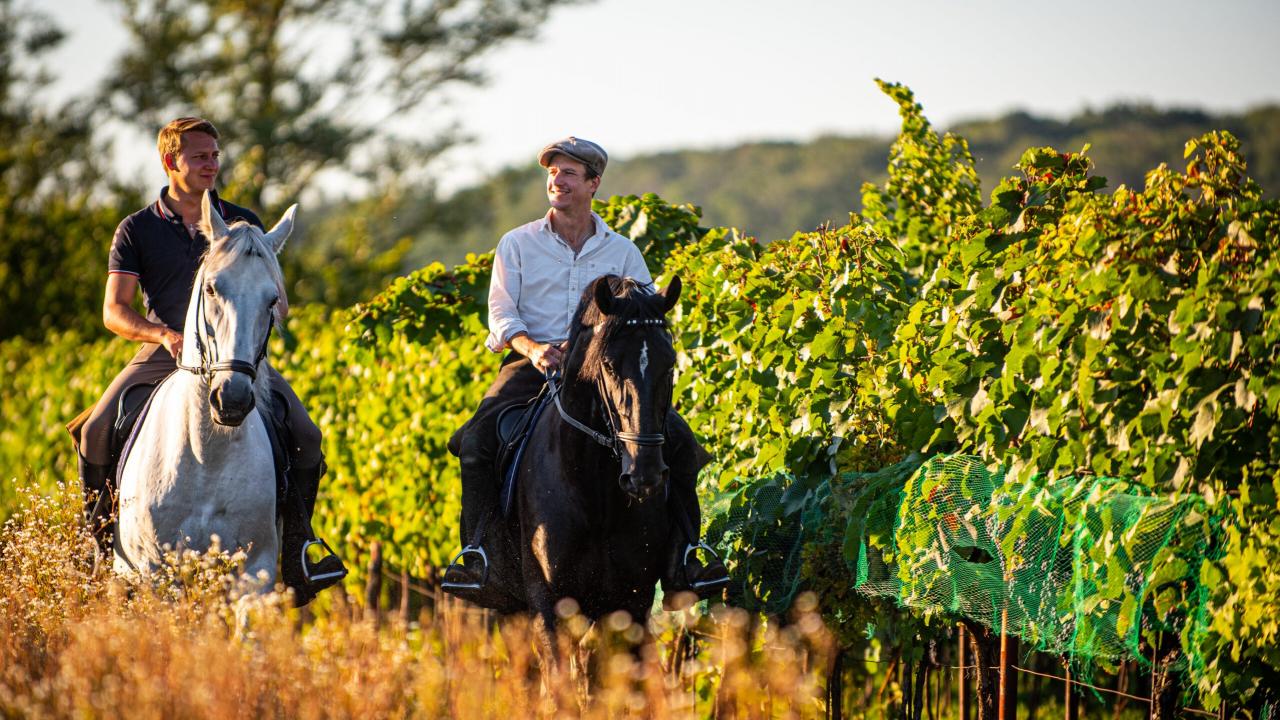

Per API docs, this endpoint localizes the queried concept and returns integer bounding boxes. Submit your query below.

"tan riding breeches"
[80,343,322,469]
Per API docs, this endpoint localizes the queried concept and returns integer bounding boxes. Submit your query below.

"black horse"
[479,274,684,656]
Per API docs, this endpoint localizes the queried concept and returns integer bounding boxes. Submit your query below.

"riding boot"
[660,428,730,608]
[441,440,502,604]
[79,454,115,556]
[660,508,731,609]
[280,460,347,606]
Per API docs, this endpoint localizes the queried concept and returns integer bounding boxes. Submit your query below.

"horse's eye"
[204,282,215,296]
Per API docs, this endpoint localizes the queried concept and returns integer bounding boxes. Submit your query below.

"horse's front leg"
[521,553,562,678]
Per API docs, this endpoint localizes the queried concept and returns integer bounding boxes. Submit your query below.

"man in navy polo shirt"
[77,117,345,603]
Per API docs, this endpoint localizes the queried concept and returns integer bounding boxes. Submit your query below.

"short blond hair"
[157,117,219,170]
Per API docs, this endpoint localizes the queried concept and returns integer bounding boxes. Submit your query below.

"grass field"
[0,482,834,719]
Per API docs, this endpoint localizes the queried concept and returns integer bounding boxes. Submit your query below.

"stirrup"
[683,542,730,591]
[441,545,489,591]
[301,538,347,584]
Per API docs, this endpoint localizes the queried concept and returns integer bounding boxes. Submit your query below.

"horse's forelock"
[569,275,668,379]
[203,221,285,299]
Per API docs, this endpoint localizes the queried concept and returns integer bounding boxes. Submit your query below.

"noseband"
[550,316,670,457]
[176,272,274,383]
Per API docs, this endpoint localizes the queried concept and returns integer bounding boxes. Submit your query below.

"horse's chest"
[529,516,665,597]
[131,418,277,543]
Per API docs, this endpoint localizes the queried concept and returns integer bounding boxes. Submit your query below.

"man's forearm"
[104,303,170,344]
[508,332,535,357]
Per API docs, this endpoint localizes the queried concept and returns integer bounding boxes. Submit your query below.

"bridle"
[175,269,275,384]
[550,316,670,458]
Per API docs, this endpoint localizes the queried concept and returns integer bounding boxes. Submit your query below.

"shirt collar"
[541,209,606,248]
[154,186,221,225]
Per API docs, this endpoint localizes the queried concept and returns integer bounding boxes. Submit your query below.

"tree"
[0,0,140,340]
[103,0,578,215]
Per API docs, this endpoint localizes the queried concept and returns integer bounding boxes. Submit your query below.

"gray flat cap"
[538,136,607,178]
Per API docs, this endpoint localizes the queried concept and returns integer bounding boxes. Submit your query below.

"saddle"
[109,380,166,477]
[493,382,553,518]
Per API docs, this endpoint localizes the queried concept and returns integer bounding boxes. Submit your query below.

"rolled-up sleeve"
[485,234,528,352]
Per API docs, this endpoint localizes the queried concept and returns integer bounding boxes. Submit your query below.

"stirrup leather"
[683,542,730,590]
[301,538,347,584]
[441,545,490,591]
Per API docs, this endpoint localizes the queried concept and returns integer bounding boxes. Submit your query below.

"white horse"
[114,190,297,589]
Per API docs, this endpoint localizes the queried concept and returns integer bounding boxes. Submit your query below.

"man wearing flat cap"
[442,136,729,605]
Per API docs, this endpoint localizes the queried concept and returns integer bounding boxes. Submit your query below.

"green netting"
[838,454,1222,667]
[707,471,826,615]
[708,452,1224,686]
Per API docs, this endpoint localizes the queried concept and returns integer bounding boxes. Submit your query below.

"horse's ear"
[264,203,297,254]
[200,190,229,240]
[659,275,682,313]
[594,278,615,316]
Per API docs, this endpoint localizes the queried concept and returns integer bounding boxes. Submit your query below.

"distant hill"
[305,103,1280,293]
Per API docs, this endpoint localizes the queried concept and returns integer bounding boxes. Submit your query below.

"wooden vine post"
[959,623,971,720]
[1064,663,1079,720]
[365,540,383,624]
[399,567,411,623]
[999,608,1018,720]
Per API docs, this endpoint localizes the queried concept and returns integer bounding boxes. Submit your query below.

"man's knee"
[80,402,119,465]
[458,425,497,469]
[289,414,323,463]
[665,411,711,471]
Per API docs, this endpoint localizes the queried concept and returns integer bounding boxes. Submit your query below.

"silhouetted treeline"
[374,103,1280,273]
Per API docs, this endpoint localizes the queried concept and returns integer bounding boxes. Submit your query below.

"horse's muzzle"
[619,466,669,502]
[209,375,256,426]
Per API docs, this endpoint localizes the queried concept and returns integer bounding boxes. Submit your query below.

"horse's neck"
[180,271,204,369]
[557,370,616,470]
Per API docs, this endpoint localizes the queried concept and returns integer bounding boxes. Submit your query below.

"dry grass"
[0,484,834,719]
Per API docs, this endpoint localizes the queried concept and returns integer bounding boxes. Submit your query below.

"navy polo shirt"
[108,188,263,332]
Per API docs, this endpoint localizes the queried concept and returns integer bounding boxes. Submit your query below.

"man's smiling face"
[168,131,221,193]
[545,154,600,213]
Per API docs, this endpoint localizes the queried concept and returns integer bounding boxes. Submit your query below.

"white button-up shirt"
[486,210,653,352]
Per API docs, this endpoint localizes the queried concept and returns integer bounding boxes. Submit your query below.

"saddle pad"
[497,389,553,519]
[111,381,159,467]
[114,373,173,483]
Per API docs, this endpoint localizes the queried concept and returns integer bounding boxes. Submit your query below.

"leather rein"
[175,270,275,383]
[548,316,670,458]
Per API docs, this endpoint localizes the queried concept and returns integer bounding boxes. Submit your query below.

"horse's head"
[185,190,296,427]
[568,274,682,501]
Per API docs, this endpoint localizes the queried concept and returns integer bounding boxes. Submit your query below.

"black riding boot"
[660,427,730,608]
[280,460,347,606]
[79,455,115,555]
[441,443,502,604]
[660,500,731,609]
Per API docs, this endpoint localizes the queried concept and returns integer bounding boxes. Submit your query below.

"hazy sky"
[44,0,1280,195]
